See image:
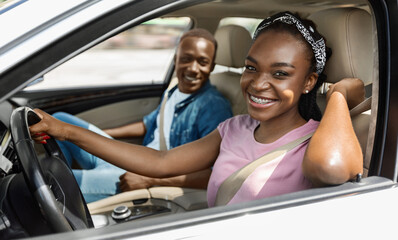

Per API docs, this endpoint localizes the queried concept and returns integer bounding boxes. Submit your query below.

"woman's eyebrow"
[271,62,295,68]
[246,56,295,69]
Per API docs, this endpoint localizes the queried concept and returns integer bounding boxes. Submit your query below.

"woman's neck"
[254,113,307,144]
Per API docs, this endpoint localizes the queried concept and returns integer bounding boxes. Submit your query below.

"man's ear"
[303,72,318,94]
[210,61,216,73]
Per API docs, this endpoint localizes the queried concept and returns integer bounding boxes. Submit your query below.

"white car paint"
[132,187,398,239]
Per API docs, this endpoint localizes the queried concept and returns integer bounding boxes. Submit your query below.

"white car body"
[0,0,397,239]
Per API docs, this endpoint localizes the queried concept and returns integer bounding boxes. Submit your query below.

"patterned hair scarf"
[253,12,326,75]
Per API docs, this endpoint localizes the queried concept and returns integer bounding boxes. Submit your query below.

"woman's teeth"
[250,95,274,104]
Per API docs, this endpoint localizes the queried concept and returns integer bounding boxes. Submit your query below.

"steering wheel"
[10,107,92,233]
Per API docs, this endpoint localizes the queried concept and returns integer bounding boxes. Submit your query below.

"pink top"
[207,115,319,207]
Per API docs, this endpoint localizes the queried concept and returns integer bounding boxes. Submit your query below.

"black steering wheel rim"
[10,107,90,233]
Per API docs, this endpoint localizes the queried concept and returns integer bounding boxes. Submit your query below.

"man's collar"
[168,80,211,106]
[169,80,211,97]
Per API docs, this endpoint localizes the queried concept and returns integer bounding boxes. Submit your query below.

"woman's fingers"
[28,108,69,141]
[33,108,44,120]
[31,132,51,144]
[28,109,51,143]
[326,78,365,109]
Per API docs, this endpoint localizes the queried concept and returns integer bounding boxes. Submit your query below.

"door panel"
[76,97,159,130]
[76,97,160,145]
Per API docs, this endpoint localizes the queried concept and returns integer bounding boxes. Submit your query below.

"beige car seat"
[309,8,375,176]
[211,24,252,116]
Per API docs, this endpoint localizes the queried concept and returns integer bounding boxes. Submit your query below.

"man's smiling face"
[175,36,216,94]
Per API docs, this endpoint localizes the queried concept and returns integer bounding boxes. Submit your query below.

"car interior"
[83,4,377,228]
[0,0,385,237]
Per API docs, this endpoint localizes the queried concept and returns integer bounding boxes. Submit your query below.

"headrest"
[214,25,252,68]
[309,8,374,85]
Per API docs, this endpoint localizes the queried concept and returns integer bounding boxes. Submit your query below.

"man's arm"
[119,168,211,191]
[103,121,146,139]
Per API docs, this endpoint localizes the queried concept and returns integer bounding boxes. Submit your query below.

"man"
[53,28,232,203]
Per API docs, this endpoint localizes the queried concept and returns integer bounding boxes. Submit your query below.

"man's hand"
[326,78,365,110]
[119,168,212,192]
[103,121,146,139]
[119,172,154,192]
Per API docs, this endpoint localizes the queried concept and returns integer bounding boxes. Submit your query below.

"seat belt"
[350,96,372,117]
[214,96,372,206]
[158,92,169,151]
[214,95,371,206]
[215,132,314,206]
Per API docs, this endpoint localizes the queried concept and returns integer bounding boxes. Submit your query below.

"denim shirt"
[143,80,233,149]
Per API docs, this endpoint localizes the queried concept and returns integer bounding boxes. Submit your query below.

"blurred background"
[20,17,261,91]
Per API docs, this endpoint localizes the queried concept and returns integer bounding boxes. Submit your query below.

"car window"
[24,17,191,91]
[213,17,262,74]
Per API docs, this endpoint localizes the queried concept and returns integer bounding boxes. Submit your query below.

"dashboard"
[0,101,20,178]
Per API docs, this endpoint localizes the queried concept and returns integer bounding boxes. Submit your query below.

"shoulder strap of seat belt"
[350,96,372,117]
[214,96,371,206]
[214,132,314,206]
[159,92,169,151]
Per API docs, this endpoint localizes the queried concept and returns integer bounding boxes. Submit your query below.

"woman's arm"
[302,78,365,186]
[29,109,221,178]
[103,121,146,139]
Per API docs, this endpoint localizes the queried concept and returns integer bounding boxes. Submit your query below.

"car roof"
[0,0,87,46]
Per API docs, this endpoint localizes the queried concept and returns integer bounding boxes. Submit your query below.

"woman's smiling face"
[241,30,317,123]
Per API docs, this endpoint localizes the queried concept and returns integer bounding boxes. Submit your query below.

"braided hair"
[298,19,332,121]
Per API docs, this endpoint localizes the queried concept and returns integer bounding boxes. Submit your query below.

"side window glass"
[24,17,191,91]
[213,17,262,74]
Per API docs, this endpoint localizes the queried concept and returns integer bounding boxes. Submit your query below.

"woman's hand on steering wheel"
[29,108,70,142]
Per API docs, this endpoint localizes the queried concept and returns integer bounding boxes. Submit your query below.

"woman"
[30,12,364,207]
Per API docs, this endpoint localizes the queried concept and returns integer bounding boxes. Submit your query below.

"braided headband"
[253,12,326,75]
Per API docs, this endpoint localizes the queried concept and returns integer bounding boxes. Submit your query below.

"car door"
[2,0,398,239]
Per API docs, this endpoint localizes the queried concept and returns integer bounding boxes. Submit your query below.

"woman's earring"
[305,90,309,94]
